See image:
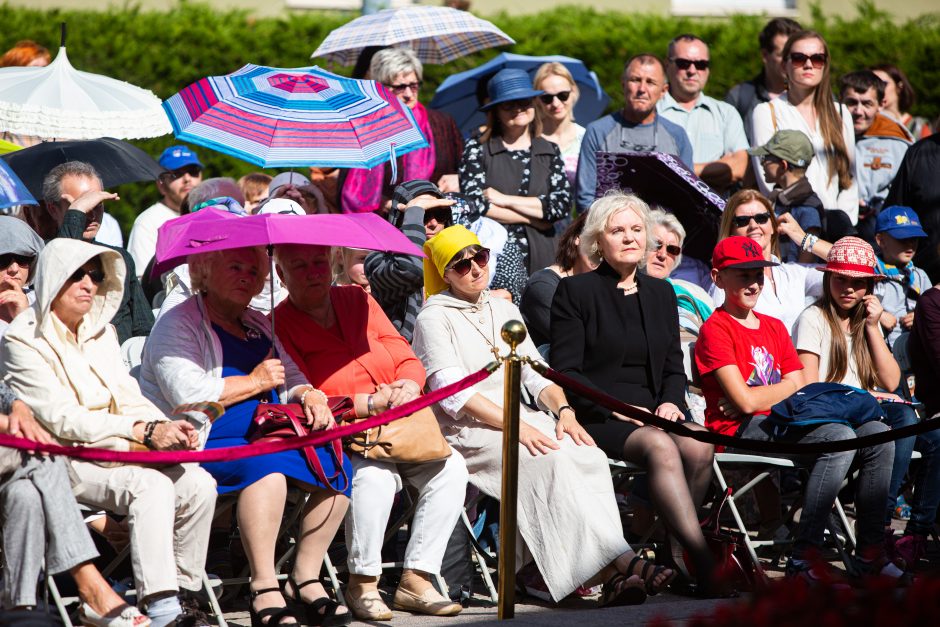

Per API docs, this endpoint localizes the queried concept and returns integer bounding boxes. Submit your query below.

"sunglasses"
[655,241,682,257]
[386,80,422,94]
[671,58,710,71]
[731,213,772,228]
[68,266,106,285]
[498,99,534,111]
[447,249,490,276]
[538,91,571,105]
[788,52,827,69]
[0,253,34,268]
[423,207,452,225]
[161,165,202,181]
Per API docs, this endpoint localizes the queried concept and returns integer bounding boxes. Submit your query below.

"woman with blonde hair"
[533,62,585,188]
[751,31,857,224]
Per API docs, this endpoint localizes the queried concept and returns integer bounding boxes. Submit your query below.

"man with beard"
[128,145,204,278]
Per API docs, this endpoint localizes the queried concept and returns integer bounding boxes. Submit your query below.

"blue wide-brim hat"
[479,68,544,112]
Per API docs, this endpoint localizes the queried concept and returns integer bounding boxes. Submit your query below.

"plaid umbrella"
[162,64,428,169]
[311,6,515,65]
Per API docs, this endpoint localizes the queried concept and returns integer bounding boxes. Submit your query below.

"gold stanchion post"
[498,320,526,620]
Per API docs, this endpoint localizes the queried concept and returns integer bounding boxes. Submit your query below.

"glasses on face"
[386,80,422,94]
[162,165,202,181]
[671,58,710,71]
[447,249,490,277]
[538,91,571,105]
[498,99,534,112]
[423,207,452,225]
[731,213,772,229]
[0,253,34,268]
[788,52,827,69]
[655,241,682,257]
[68,266,106,285]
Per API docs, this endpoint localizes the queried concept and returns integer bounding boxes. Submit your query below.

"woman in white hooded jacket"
[0,238,217,627]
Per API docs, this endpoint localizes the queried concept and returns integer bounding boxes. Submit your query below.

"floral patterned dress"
[458,137,571,301]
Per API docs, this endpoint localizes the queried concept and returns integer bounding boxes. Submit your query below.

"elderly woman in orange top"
[273,244,468,622]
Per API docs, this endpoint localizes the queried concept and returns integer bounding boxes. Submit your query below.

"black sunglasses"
[448,249,490,276]
[0,253,34,268]
[655,241,682,257]
[731,213,772,228]
[68,266,106,285]
[671,58,710,71]
[423,207,452,225]
[538,91,571,105]
[386,80,422,94]
[498,99,534,111]
[788,52,827,69]
[161,165,202,181]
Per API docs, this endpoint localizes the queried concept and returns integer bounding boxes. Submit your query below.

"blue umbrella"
[429,53,610,134]
[0,158,37,210]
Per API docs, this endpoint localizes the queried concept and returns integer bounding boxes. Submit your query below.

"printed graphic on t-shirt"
[746,345,782,387]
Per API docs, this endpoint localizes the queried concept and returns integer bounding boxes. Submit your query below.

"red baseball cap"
[712,236,779,271]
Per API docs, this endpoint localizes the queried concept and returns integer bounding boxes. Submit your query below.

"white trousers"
[70,461,217,599]
[345,452,468,576]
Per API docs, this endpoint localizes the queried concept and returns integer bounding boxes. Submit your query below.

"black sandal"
[626,555,676,596]
[285,576,352,627]
[599,573,647,608]
[249,587,299,627]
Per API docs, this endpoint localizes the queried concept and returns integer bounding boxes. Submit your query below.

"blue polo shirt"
[657,92,749,163]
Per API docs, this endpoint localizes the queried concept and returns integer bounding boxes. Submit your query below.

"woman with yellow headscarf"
[413,226,674,607]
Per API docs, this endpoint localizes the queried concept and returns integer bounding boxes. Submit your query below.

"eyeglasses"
[423,207,452,225]
[788,52,827,69]
[386,80,422,94]
[161,165,202,181]
[68,266,106,285]
[0,253,34,268]
[671,58,710,71]
[447,249,490,276]
[731,213,772,228]
[498,99,534,111]
[538,91,571,105]
[655,241,682,257]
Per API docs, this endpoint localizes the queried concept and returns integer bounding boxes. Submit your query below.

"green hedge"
[2,1,938,233]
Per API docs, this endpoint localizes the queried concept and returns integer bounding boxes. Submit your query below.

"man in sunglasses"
[128,145,204,280]
[0,216,43,340]
[658,35,749,194]
[30,161,154,345]
[576,53,693,212]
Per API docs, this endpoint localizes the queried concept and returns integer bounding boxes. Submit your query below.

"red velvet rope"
[0,366,494,463]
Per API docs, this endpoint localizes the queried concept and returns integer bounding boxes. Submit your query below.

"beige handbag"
[344,406,451,463]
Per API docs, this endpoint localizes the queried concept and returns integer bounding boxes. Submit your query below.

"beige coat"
[0,239,166,449]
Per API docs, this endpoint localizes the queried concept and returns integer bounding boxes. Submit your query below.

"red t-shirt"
[695,308,803,437]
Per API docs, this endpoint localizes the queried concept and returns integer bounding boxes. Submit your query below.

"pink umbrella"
[154,209,423,276]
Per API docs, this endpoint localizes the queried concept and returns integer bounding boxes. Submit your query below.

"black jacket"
[549,262,686,424]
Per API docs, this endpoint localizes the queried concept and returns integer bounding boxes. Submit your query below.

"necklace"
[620,283,638,295]
[459,300,502,360]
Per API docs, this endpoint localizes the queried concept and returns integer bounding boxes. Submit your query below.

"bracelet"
[807,234,819,252]
[143,421,158,449]
[799,233,810,252]
[367,394,376,416]
[556,405,575,417]
[299,386,328,406]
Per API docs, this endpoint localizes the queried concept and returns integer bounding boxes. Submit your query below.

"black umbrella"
[1,137,164,198]
[594,151,725,262]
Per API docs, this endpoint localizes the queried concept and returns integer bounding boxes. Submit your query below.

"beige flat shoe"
[345,587,392,621]
[392,586,462,616]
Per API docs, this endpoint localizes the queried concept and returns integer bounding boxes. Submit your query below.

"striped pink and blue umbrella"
[162,64,428,169]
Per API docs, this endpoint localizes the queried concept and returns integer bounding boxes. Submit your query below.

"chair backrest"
[120,335,147,379]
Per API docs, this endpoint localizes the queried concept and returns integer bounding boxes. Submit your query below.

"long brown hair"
[815,272,878,390]
[718,189,780,260]
[782,31,853,192]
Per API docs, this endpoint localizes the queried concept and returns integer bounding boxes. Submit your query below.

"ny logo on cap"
[742,240,762,258]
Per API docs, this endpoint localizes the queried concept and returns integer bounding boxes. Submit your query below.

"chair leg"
[711,459,768,583]
[45,574,75,627]
[461,509,498,604]
[322,552,345,606]
[201,573,228,627]
[833,497,857,549]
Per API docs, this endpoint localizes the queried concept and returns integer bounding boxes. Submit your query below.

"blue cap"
[875,206,927,239]
[158,145,203,171]
[479,68,544,112]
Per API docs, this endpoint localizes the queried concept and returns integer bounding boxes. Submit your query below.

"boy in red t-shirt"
[696,236,900,585]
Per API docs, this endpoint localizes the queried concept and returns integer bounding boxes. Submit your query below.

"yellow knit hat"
[423,225,483,298]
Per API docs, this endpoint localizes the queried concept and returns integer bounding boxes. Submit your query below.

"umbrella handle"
[389,143,398,185]
[60,22,67,48]
[267,245,287,400]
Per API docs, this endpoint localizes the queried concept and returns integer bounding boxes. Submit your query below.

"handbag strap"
[282,407,350,493]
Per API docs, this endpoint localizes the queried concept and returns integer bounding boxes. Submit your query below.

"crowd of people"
[1,13,940,627]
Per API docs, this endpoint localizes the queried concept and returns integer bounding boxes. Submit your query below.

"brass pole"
[498,320,526,620]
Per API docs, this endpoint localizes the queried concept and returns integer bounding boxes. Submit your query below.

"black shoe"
[175,594,212,627]
[284,576,352,627]
[249,587,299,627]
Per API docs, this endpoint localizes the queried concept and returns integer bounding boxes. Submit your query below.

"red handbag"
[249,397,354,493]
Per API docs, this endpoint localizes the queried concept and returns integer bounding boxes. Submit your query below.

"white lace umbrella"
[311,5,515,65]
[0,45,171,140]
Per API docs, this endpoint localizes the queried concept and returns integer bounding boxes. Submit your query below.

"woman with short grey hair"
[340,48,464,213]
[644,208,714,322]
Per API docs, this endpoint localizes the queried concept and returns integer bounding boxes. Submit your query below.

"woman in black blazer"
[550,192,717,589]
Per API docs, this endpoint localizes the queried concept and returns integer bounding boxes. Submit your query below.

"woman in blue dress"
[140,246,352,627]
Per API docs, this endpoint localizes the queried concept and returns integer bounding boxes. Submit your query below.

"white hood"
[33,238,125,342]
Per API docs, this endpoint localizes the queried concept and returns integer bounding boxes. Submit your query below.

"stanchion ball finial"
[501,320,527,349]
